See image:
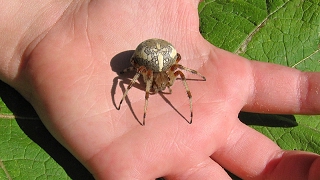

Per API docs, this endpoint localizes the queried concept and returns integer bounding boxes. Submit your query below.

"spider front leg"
[142,69,153,126]
[117,66,145,110]
[168,68,193,124]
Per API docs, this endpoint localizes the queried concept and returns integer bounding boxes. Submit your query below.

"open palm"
[6,0,319,179]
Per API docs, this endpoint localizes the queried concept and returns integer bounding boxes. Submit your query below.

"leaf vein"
[0,159,12,180]
[235,0,291,54]
[291,48,320,68]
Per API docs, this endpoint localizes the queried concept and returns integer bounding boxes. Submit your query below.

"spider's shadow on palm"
[110,51,193,125]
[110,50,141,123]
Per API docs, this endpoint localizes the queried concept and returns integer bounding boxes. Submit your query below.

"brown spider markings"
[117,52,206,126]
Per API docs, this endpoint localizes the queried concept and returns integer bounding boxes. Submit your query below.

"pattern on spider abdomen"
[131,39,177,72]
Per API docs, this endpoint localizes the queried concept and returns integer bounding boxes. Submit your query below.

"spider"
[117,38,206,125]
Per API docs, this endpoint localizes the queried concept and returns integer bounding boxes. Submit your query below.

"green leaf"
[0,119,68,180]
[199,0,320,70]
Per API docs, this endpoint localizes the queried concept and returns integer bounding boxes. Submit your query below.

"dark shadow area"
[0,83,38,119]
[239,112,298,127]
[0,81,94,179]
[226,170,242,180]
[110,50,135,74]
[110,50,152,125]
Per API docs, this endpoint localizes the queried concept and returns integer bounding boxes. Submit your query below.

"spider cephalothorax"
[118,38,206,125]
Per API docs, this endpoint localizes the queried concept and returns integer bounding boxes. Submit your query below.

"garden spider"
[117,39,206,125]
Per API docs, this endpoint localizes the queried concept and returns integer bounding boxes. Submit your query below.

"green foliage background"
[199,0,320,155]
[1,0,319,179]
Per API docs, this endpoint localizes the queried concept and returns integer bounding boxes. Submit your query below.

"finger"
[258,151,320,180]
[166,157,232,180]
[208,46,320,114]
[210,119,279,178]
[211,120,320,179]
[244,60,320,114]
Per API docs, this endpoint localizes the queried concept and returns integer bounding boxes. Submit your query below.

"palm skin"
[1,0,320,179]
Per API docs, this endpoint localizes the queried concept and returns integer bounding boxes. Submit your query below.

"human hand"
[1,0,319,179]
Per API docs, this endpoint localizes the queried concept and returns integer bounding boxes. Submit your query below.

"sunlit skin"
[1,0,320,179]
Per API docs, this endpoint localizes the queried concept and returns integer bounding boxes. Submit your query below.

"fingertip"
[259,151,320,180]
[308,155,320,180]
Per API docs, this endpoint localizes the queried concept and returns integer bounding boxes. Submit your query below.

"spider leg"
[175,53,206,81]
[120,66,135,74]
[178,64,206,81]
[142,69,153,126]
[119,57,139,74]
[117,66,146,110]
[167,86,172,94]
[175,53,182,63]
[174,70,193,124]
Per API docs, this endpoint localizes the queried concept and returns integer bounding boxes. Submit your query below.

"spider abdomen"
[131,38,177,72]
